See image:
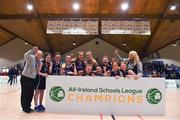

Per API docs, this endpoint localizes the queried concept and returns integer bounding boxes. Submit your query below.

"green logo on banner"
[49,86,65,102]
[146,88,162,104]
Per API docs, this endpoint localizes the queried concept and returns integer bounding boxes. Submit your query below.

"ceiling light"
[170,4,176,11]
[26,3,33,11]
[73,42,76,46]
[173,42,177,47]
[121,3,129,11]
[122,42,127,46]
[72,3,80,11]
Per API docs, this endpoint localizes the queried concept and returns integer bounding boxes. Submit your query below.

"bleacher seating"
[143,61,180,79]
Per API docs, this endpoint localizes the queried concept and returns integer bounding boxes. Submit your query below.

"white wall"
[0,38,127,69]
[1,37,179,69]
[1,37,179,68]
[62,38,128,61]
[143,41,180,66]
[0,38,32,68]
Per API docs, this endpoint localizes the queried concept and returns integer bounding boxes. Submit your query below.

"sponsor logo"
[49,86,65,102]
[146,88,162,104]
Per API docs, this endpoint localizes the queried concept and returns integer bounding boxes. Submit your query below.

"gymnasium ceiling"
[0,0,180,57]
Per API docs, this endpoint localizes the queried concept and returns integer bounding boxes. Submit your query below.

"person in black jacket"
[7,67,14,85]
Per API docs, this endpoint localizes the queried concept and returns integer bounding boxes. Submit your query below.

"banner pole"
[100,113,103,120]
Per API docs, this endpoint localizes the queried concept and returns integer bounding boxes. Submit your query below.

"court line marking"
[137,114,144,120]
[100,113,103,120]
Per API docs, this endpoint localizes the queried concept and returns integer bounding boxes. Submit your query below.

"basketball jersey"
[82,72,94,76]
[95,72,103,76]
[75,59,85,71]
[64,63,75,75]
[40,61,50,75]
[110,70,122,77]
[36,61,50,80]
[100,62,112,72]
[52,60,61,75]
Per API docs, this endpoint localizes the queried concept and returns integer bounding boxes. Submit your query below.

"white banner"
[46,76,165,116]
[101,19,151,35]
[47,18,98,35]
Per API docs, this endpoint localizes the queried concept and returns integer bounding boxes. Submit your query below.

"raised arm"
[24,46,39,64]
[24,49,34,64]
[114,50,125,62]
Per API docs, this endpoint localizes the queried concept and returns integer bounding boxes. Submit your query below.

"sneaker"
[30,108,34,112]
[34,106,43,112]
[39,105,45,111]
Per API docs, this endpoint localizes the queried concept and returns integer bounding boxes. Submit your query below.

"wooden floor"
[0,76,180,120]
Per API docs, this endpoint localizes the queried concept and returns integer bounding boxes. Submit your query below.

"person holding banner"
[83,64,95,76]
[95,66,103,76]
[75,51,86,76]
[120,62,128,77]
[110,61,123,77]
[100,55,112,74]
[85,51,98,72]
[100,55,112,71]
[63,55,77,76]
[114,50,143,79]
[20,46,42,113]
[34,52,52,112]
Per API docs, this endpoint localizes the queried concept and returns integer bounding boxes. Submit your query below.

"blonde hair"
[128,51,140,65]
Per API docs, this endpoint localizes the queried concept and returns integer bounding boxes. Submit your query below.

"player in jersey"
[75,51,86,76]
[95,66,104,76]
[83,64,95,76]
[99,55,112,76]
[110,61,122,77]
[63,55,77,76]
[120,62,128,77]
[52,52,62,75]
[85,51,98,72]
[34,52,52,112]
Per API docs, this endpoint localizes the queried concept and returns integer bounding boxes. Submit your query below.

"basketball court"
[0,77,180,120]
[0,0,180,120]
